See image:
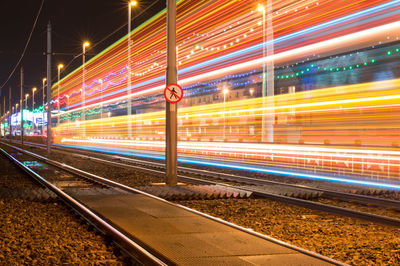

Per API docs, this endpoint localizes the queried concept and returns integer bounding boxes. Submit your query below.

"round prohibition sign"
[164,83,183,103]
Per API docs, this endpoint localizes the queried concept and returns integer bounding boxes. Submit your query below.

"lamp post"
[25,94,29,110]
[42,78,46,136]
[7,111,10,140]
[128,1,137,139]
[223,88,229,140]
[82,41,90,138]
[32,87,37,135]
[65,95,70,133]
[3,97,5,139]
[258,4,266,142]
[8,86,11,142]
[11,106,14,137]
[25,93,29,135]
[14,103,19,136]
[57,63,64,126]
[258,2,274,143]
[266,0,275,143]
[98,79,103,136]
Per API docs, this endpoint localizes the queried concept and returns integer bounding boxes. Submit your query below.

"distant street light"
[42,78,47,136]
[249,88,255,96]
[14,103,19,135]
[32,87,37,135]
[258,2,274,142]
[66,95,70,132]
[57,63,64,126]
[127,0,137,138]
[25,94,29,110]
[82,41,90,137]
[98,79,104,136]
[25,93,29,134]
[258,4,267,143]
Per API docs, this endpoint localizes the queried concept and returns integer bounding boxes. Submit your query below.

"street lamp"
[127,0,137,138]
[223,87,229,140]
[57,63,64,126]
[10,107,13,137]
[98,79,103,136]
[258,4,266,143]
[258,2,274,143]
[14,103,19,136]
[82,41,90,137]
[249,88,255,96]
[42,78,47,136]
[25,93,29,134]
[65,95,70,133]
[32,87,37,135]
[25,94,29,109]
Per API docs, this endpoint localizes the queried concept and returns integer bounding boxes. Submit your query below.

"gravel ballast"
[0,152,126,265]
[174,198,400,265]
[4,142,400,265]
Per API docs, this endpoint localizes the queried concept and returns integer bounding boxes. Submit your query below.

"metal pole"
[66,96,69,134]
[82,44,86,138]
[0,102,1,138]
[46,22,52,154]
[165,0,178,185]
[20,67,24,146]
[3,97,5,139]
[266,0,275,143]
[3,95,7,140]
[127,3,132,138]
[32,89,34,135]
[9,86,11,143]
[42,78,46,136]
[261,8,266,142]
[57,68,60,126]
[99,79,103,136]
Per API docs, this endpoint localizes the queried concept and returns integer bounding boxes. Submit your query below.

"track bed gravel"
[0,153,126,265]
[174,198,400,265]
[5,142,400,265]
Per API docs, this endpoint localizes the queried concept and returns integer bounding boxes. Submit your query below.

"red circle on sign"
[164,83,183,103]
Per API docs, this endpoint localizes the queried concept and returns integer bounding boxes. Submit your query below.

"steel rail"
[3,141,400,228]
[22,141,400,211]
[0,146,167,266]
[0,143,344,265]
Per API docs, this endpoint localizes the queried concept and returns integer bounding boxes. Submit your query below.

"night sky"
[0,0,165,112]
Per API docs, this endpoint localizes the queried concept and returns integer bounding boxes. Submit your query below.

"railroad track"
[0,142,345,265]
[3,141,400,228]
[0,145,167,265]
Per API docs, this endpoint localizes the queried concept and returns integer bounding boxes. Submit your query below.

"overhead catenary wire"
[57,0,165,78]
[0,0,45,92]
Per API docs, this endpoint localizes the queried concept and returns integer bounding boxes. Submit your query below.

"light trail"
[9,0,397,185]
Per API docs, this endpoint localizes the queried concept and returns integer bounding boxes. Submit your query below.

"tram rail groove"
[3,141,400,228]
[16,141,400,210]
[0,143,344,265]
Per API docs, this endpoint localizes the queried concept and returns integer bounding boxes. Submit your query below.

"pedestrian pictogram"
[164,83,183,103]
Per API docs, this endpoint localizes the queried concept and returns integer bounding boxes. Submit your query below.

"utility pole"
[46,22,52,154]
[0,100,1,138]
[2,97,5,139]
[9,86,11,143]
[127,1,137,139]
[266,0,275,143]
[165,0,178,185]
[20,67,24,146]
